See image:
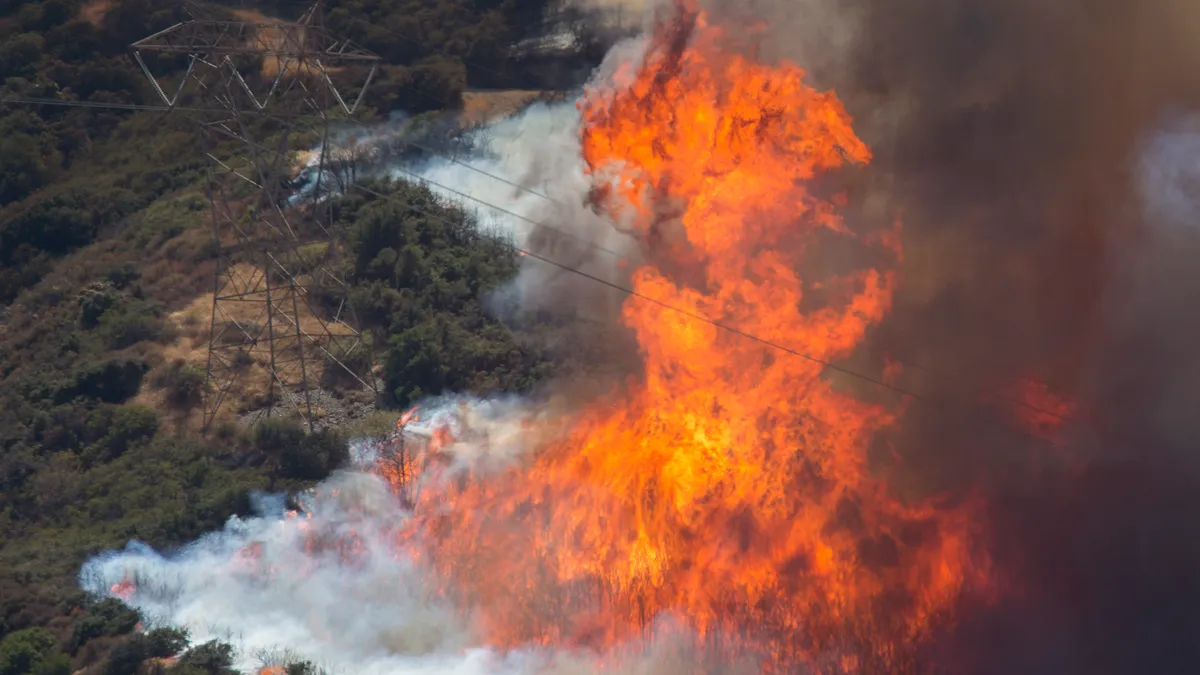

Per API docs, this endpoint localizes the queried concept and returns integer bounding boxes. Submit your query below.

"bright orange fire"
[395,2,987,670]
[110,575,136,601]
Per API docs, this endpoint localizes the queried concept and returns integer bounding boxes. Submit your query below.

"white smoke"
[1083,112,1200,457]
[388,35,649,321]
[79,396,746,675]
[395,101,604,247]
[1137,112,1200,229]
[81,470,472,672]
[77,15,752,675]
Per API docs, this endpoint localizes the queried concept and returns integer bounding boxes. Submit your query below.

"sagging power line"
[349,180,1090,450]
[1,62,1084,435]
[0,88,1084,435]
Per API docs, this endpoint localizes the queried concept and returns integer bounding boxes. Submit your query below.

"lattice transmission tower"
[132,1,382,431]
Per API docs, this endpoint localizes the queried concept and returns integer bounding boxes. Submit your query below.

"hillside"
[0,1,603,673]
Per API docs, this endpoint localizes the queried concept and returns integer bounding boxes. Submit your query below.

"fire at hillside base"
[75,2,1096,673]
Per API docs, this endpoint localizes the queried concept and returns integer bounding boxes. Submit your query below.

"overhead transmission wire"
[335,119,1085,425]
[350,180,1093,451]
[0,90,617,258]
[0,87,1084,433]
[291,12,1088,414]
[325,121,1085,449]
[341,105,1084,419]
[0,94,227,114]
[250,2,1092,440]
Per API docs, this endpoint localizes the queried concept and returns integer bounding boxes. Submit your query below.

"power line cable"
[288,7,1085,415]
[338,124,1084,423]
[0,0,1087,427]
[0,94,1082,426]
[351,180,1086,449]
[0,92,619,262]
[380,160,622,257]
[0,94,224,114]
[248,13,1084,412]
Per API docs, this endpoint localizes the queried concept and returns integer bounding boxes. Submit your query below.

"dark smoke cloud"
[758,1,1200,673]
[663,1,1200,672]
[698,0,1200,388]
[457,1,1200,670]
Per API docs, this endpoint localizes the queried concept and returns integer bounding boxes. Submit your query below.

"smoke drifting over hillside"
[83,1,1200,674]
[81,408,750,675]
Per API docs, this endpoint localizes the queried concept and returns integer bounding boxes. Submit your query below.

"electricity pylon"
[132,2,381,431]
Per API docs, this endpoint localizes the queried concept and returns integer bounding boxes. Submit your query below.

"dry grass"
[79,0,112,26]
[230,9,347,80]
[135,262,365,432]
[460,90,544,125]
[230,8,275,23]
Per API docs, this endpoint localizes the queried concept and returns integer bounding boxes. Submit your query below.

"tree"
[92,405,160,462]
[252,419,347,482]
[0,134,58,206]
[58,359,149,405]
[71,598,140,648]
[0,628,63,675]
[150,360,206,410]
[102,627,189,675]
[173,640,236,675]
[0,34,44,80]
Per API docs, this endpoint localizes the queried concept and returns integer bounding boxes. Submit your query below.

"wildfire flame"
[386,3,987,671]
[110,574,136,601]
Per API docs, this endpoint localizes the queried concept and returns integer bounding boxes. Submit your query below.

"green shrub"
[149,486,254,545]
[101,638,146,675]
[31,653,68,675]
[144,627,188,659]
[151,361,206,410]
[0,628,59,675]
[283,429,348,481]
[252,419,347,482]
[104,626,190,675]
[129,192,206,250]
[0,33,44,81]
[252,418,306,459]
[95,300,164,349]
[173,640,235,675]
[106,263,141,290]
[79,287,119,328]
[56,359,149,405]
[338,181,547,407]
[284,662,322,675]
[89,405,159,463]
[71,598,139,649]
[360,58,466,114]
[0,130,60,207]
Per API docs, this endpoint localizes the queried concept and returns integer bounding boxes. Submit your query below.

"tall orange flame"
[398,3,987,670]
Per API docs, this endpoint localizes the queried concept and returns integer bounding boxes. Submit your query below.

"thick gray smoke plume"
[768,2,1200,674]
[80,472,724,675]
[395,36,652,381]
[80,396,747,675]
[83,1,1200,673]
[1104,115,1200,455]
[397,96,637,322]
[405,2,1200,673]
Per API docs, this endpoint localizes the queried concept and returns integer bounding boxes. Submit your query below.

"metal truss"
[133,1,382,431]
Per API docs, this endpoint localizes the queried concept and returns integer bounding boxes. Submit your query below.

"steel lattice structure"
[133,1,381,431]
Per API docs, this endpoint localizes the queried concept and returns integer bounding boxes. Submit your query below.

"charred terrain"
[3,1,1200,675]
